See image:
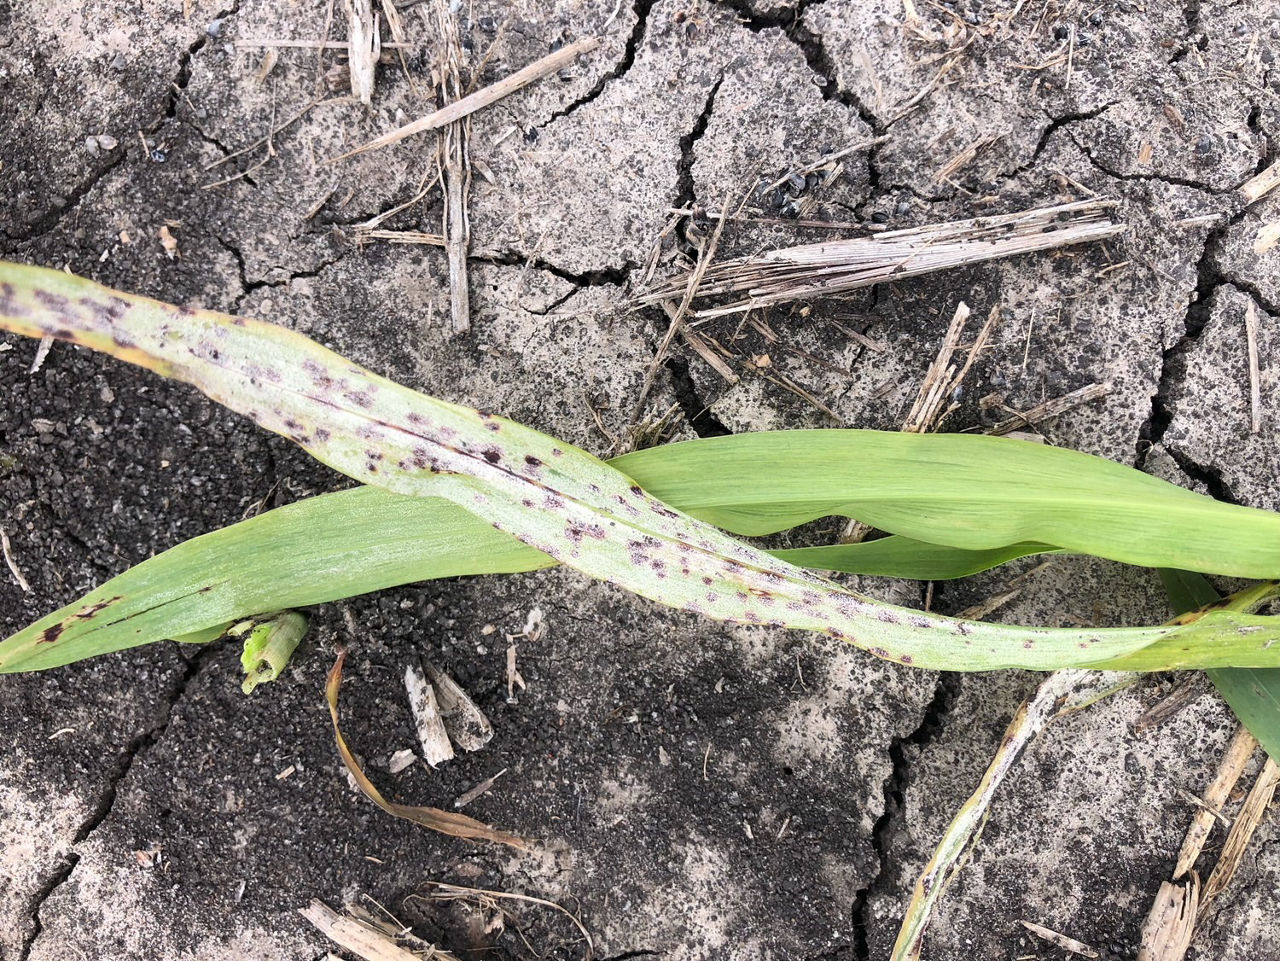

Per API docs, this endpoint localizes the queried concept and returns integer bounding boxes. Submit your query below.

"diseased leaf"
[1160,570,1280,760]
[3,262,1280,674]
[0,485,1055,672]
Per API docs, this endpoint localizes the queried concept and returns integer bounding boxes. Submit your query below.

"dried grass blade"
[891,669,1136,960]
[326,651,526,848]
[329,38,600,161]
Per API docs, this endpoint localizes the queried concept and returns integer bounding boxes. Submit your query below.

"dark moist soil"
[2,0,1279,959]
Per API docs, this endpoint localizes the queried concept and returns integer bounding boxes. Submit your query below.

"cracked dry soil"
[1,0,1279,959]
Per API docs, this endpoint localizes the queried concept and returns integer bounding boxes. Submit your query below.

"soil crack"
[1135,201,1261,468]
[713,0,885,215]
[665,356,732,436]
[17,645,217,961]
[217,235,347,313]
[850,672,957,961]
[542,0,658,127]
[674,77,724,210]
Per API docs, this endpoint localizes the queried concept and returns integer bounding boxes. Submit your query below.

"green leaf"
[4,261,1280,674]
[614,433,1280,578]
[1159,570,1280,760]
[771,539,1059,579]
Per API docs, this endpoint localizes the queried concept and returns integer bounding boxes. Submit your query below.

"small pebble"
[1194,135,1215,157]
[523,127,538,144]
[805,171,822,190]
[206,18,223,38]
[110,53,127,70]
[895,200,912,216]
[151,149,167,163]
[870,210,889,224]
[1234,22,1249,36]
[1053,22,1070,39]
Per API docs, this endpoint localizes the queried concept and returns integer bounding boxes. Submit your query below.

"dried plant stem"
[342,0,380,105]
[1172,725,1259,877]
[892,669,1138,961]
[638,200,1123,318]
[434,0,471,335]
[330,37,600,161]
[1241,158,1280,206]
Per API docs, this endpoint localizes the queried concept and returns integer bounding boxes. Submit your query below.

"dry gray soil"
[1,0,1279,959]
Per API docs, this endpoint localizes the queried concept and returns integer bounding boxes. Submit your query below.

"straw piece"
[1201,757,1280,906]
[1172,725,1258,878]
[1241,158,1280,206]
[330,38,600,161]
[342,0,379,106]
[638,200,1123,317]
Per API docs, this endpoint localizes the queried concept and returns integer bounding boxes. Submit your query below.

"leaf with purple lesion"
[3,261,1279,673]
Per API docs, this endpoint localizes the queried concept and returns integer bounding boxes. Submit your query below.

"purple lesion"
[0,282,30,317]
[36,622,66,644]
[34,289,73,318]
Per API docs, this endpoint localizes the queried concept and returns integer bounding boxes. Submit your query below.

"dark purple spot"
[315,428,331,442]
[344,390,373,408]
[37,623,65,645]
[525,455,542,467]
[870,646,889,659]
[900,654,914,665]
[876,610,900,624]
[551,448,564,457]
[483,449,502,464]
[0,282,28,317]
[1023,640,1034,649]
[629,485,643,496]
[34,290,72,316]
[485,422,501,432]
[365,450,384,461]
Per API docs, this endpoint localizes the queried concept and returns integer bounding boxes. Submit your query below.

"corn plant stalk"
[3,262,1280,674]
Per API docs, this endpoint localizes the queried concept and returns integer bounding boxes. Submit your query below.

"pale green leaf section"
[3,262,1280,673]
[1159,569,1280,761]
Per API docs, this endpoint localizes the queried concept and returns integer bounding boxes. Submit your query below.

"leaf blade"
[4,262,1279,673]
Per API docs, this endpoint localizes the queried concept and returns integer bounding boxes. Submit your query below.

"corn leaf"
[3,262,1280,674]
[1159,570,1280,760]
